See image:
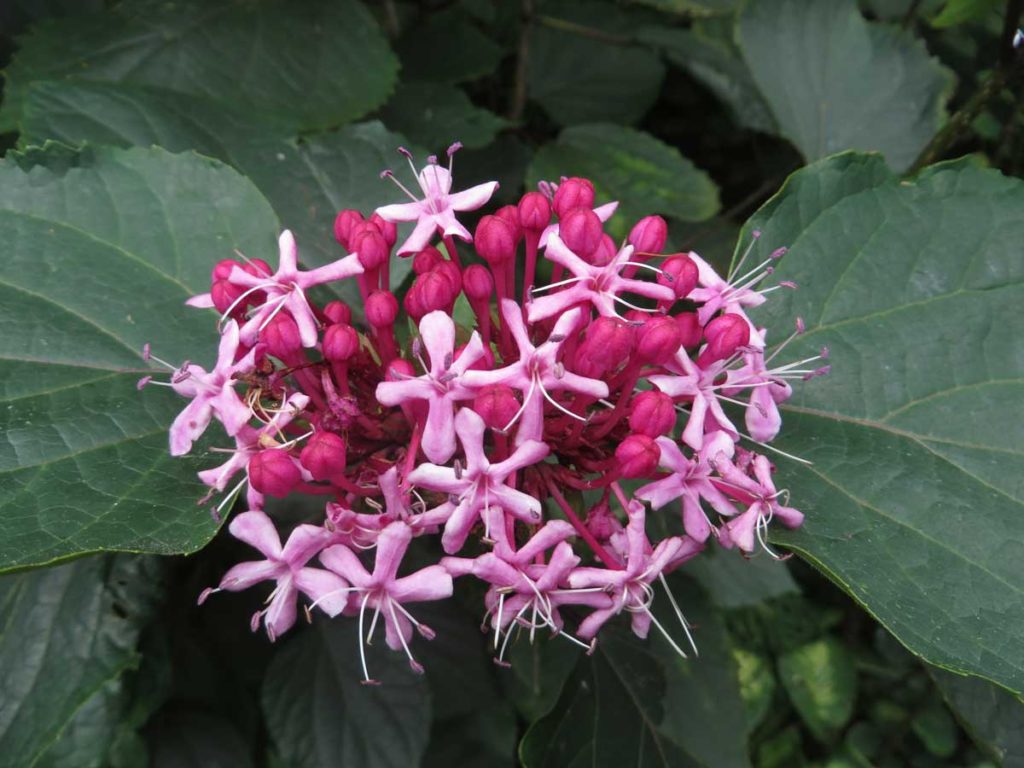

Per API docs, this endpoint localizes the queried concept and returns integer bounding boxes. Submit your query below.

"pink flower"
[687,252,781,348]
[568,504,700,654]
[635,433,738,542]
[648,348,739,452]
[407,408,549,554]
[376,148,498,255]
[197,393,310,515]
[320,521,453,680]
[216,230,363,347]
[463,300,608,443]
[199,510,346,641]
[375,310,486,463]
[718,455,804,555]
[528,234,674,322]
[164,320,256,456]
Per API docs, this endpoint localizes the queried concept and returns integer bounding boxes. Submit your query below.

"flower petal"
[319,544,373,588]
[228,510,283,559]
[391,564,454,603]
[295,567,349,616]
[447,181,498,212]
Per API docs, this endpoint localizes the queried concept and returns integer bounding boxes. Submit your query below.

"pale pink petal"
[276,230,299,278]
[295,567,349,616]
[514,520,576,564]
[500,299,532,354]
[635,476,684,510]
[375,378,436,407]
[372,522,413,584]
[285,291,320,348]
[219,559,282,591]
[454,408,488,467]
[320,544,373,588]
[527,285,590,323]
[543,234,594,278]
[593,201,619,222]
[447,181,498,212]
[383,608,414,652]
[396,215,438,256]
[186,293,215,308]
[419,311,456,371]
[630,609,652,639]
[229,510,283,558]
[280,524,331,567]
[576,605,620,640]
[682,494,713,542]
[440,499,480,554]
[422,399,458,464]
[746,387,782,443]
[407,463,465,494]
[435,209,472,241]
[169,397,213,456]
[375,200,426,223]
[212,389,252,438]
[264,577,298,639]
[297,253,364,288]
[551,370,609,399]
[490,486,542,523]
[391,565,454,602]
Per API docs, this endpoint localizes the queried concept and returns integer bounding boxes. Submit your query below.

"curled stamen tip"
[586,639,598,656]
[427,154,438,165]
[380,169,393,179]
[446,141,463,156]
[770,246,787,259]
[360,678,383,686]
[795,317,806,334]
[250,611,262,633]
[197,587,215,605]
[409,660,425,674]
[397,146,412,159]
[821,346,830,359]
[209,507,222,524]
[493,658,512,668]
[136,375,152,391]
[780,280,799,289]
[303,605,313,624]
[764,266,774,275]
[418,623,436,640]
[751,229,762,239]
[141,342,152,360]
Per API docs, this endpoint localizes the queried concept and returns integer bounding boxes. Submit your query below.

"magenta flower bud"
[628,215,668,255]
[210,279,245,315]
[585,500,620,541]
[559,208,602,259]
[658,254,699,299]
[352,227,389,271]
[674,311,703,349]
[412,245,444,275]
[434,260,462,294]
[615,434,660,478]
[323,323,360,362]
[628,390,676,437]
[333,209,364,249]
[473,385,520,430]
[369,212,397,248]
[323,300,352,326]
[249,449,301,498]
[243,258,272,278]
[418,269,456,313]
[262,313,303,358]
[518,191,551,231]
[403,282,426,321]
[591,233,617,267]
[700,313,750,366]
[365,290,399,328]
[474,215,517,264]
[211,258,238,282]
[462,264,493,302]
[495,204,522,243]
[552,177,595,218]
[385,357,415,381]
[300,431,347,484]
[636,315,682,364]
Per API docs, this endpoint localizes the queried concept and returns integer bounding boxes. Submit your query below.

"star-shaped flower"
[648,348,739,451]
[528,234,674,322]
[375,149,498,255]
[717,455,803,555]
[407,408,550,554]
[462,300,608,444]
[375,310,486,463]
[199,510,347,641]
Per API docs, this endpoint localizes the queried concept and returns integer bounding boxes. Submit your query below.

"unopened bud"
[462,264,493,302]
[591,234,617,267]
[674,312,703,349]
[369,213,398,248]
[333,209,364,249]
[243,259,272,278]
[636,315,682,364]
[699,313,750,366]
[418,269,457,313]
[615,434,660,478]
[473,385,520,430]
[210,279,246,315]
[365,290,399,328]
[249,449,302,498]
[559,208,602,259]
[412,245,444,275]
[552,177,595,218]
[474,215,517,264]
[628,390,676,438]
[628,215,668,255]
[518,191,551,231]
[323,323,360,362]
[352,227,389,270]
[494,205,522,243]
[300,431,347,484]
[323,300,352,326]
[659,254,699,299]
[262,313,303,358]
[211,259,238,282]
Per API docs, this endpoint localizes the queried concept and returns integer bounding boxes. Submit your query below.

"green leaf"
[527,124,720,238]
[686,548,798,609]
[395,7,505,84]
[933,670,1024,765]
[931,0,1002,28]
[262,622,432,768]
[379,83,508,151]
[639,24,777,134]
[0,0,397,133]
[733,649,777,733]
[18,81,415,317]
[520,577,750,768]
[528,1,666,126]
[0,144,279,570]
[910,699,958,757]
[778,638,858,741]
[148,710,254,768]
[504,633,582,722]
[737,0,954,171]
[736,153,1024,695]
[0,556,159,767]
[630,0,738,14]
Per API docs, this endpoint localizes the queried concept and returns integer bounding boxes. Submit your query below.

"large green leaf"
[0,144,280,571]
[527,124,721,237]
[262,621,432,768]
[778,638,858,742]
[18,82,416,314]
[519,578,750,767]
[734,153,1024,695]
[738,0,954,171]
[528,1,666,126]
[378,83,508,151]
[0,0,397,133]
[933,670,1024,765]
[0,556,160,768]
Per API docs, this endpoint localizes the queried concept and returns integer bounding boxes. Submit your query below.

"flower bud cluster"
[146,144,826,681]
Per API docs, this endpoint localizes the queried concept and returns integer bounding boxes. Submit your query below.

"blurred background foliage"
[0,0,1021,766]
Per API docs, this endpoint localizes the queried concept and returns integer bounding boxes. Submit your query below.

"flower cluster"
[145,143,827,682]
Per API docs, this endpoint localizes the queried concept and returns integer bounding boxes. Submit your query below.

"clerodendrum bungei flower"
[146,142,826,682]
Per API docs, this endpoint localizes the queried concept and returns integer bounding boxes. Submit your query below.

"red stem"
[542,467,623,569]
